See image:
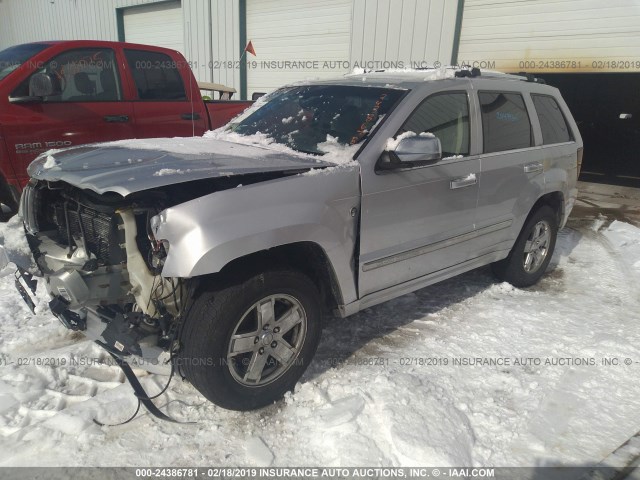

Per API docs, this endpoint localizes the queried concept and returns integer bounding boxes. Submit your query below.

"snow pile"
[386,131,435,151]
[348,67,458,82]
[603,220,640,274]
[0,215,36,272]
[314,135,359,167]
[205,130,356,167]
[1,214,640,467]
[42,155,59,170]
[153,168,187,177]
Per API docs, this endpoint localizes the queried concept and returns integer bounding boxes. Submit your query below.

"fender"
[154,165,361,305]
[544,151,577,228]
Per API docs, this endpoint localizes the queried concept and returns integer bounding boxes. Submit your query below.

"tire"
[0,181,18,222]
[179,270,322,411]
[491,205,558,288]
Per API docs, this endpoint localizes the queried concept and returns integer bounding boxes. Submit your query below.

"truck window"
[0,43,49,81]
[398,92,470,156]
[479,92,532,153]
[531,94,573,145]
[124,49,187,101]
[12,48,121,102]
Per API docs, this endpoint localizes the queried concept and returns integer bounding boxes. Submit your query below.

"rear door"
[123,49,207,138]
[473,89,545,254]
[4,47,133,185]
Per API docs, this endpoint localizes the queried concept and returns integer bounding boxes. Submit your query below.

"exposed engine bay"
[19,171,295,372]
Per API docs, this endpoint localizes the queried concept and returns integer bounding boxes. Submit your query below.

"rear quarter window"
[479,92,532,153]
[531,94,573,144]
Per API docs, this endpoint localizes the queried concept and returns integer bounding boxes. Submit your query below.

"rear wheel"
[179,270,322,411]
[491,205,558,287]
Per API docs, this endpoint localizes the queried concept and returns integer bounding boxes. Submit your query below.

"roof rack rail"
[515,72,547,84]
[454,67,547,84]
[454,67,481,78]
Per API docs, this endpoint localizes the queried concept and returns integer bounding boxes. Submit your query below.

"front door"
[359,91,480,297]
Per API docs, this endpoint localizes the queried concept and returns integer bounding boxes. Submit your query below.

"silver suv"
[17,69,582,411]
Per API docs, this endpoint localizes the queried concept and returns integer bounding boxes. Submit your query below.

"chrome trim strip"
[362,219,513,272]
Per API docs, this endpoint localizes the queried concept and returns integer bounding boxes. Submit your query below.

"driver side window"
[13,48,121,102]
[399,92,470,157]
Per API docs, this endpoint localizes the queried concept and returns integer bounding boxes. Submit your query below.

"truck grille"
[22,182,125,266]
[53,205,120,264]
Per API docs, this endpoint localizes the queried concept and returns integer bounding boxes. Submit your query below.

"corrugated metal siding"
[0,0,240,87]
[123,2,185,53]
[246,0,352,95]
[210,0,240,91]
[458,0,640,73]
[350,0,458,67]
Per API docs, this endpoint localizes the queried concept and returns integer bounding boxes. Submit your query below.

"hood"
[28,137,333,196]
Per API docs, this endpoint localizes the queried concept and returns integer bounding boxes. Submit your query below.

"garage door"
[123,1,185,54]
[457,0,640,73]
[247,0,352,96]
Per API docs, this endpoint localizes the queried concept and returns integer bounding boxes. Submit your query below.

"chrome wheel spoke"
[257,298,275,329]
[524,240,534,253]
[276,306,303,335]
[244,350,269,383]
[524,252,535,271]
[271,340,295,365]
[229,333,257,355]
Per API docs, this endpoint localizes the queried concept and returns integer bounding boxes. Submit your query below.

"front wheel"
[491,205,558,288]
[179,270,322,411]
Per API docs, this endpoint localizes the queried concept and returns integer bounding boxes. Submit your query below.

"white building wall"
[458,0,640,73]
[350,0,459,68]
[246,0,352,95]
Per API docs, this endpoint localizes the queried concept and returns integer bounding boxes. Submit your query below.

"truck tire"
[491,205,558,288]
[0,180,18,221]
[179,270,322,411]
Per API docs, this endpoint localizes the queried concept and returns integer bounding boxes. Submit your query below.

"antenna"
[188,24,195,137]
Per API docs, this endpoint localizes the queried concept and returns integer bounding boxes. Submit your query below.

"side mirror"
[378,134,442,171]
[29,72,62,97]
[9,73,62,104]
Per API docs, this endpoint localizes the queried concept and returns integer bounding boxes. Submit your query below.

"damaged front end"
[20,179,183,374]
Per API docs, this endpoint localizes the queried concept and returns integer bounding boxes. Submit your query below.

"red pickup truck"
[0,40,252,214]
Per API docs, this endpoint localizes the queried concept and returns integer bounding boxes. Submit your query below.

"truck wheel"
[491,205,558,288]
[179,270,322,411]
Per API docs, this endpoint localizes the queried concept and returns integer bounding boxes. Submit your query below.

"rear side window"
[399,92,470,156]
[124,49,187,101]
[479,92,532,153]
[532,94,573,144]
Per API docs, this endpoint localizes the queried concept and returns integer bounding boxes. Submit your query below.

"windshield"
[0,43,49,81]
[231,85,405,155]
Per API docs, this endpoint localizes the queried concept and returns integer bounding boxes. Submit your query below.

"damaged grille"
[23,182,126,266]
[53,205,123,265]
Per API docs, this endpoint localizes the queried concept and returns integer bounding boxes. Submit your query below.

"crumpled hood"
[28,137,332,196]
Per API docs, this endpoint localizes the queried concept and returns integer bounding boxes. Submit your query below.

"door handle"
[181,113,201,120]
[450,173,477,190]
[103,115,129,123]
[524,162,543,173]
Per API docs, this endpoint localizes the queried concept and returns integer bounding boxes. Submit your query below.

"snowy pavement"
[0,212,639,469]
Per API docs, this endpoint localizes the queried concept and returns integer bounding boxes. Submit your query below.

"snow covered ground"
[0,213,639,469]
